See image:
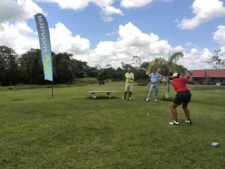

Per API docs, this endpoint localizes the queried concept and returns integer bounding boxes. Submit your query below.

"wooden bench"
[88,91,117,99]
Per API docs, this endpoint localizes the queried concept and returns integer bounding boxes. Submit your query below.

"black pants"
[173,90,191,105]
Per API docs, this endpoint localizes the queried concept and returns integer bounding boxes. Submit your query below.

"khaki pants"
[125,83,133,92]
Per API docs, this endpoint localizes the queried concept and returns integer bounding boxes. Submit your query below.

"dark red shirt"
[172,78,192,92]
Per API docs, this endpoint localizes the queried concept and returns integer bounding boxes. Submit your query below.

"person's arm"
[185,71,193,83]
[159,74,163,82]
[183,77,192,84]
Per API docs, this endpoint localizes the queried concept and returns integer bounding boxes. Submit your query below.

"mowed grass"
[0,82,225,169]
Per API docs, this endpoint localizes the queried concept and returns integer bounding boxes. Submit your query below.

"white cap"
[172,72,179,77]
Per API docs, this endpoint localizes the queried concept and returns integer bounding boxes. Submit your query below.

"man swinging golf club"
[169,71,193,125]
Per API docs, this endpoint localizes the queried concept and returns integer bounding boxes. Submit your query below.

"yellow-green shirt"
[125,72,134,83]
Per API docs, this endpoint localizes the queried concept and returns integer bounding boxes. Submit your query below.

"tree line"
[0,45,188,86]
[0,45,144,86]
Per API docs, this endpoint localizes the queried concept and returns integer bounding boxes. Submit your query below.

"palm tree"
[146,52,184,100]
[146,58,167,75]
[164,52,184,99]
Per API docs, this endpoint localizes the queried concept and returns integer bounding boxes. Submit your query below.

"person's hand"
[185,71,192,79]
[185,71,190,76]
[159,78,163,83]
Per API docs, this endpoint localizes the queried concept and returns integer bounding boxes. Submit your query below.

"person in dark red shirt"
[169,72,192,125]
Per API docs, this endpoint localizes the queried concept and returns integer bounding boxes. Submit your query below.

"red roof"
[190,69,225,78]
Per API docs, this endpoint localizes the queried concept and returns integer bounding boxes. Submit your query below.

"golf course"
[0,81,225,169]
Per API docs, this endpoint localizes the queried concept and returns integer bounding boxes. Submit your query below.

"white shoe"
[169,120,180,125]
[185,119,192,124]
[154,99,158,102]
[128,97,132,100]
[146,98,150,102]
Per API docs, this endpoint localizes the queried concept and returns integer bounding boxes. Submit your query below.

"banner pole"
[34,13,54,101]
[51,81,54,101]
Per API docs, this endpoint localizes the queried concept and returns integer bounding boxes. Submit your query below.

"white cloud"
[220,47,225,59]
[35,0,115,9]
[89,22,215,69]
[101,16,114,22]
[0,21,91,62]
[35,0,120,22]
[35,0,90,10]
[0,22,38,54]
[18,0,44,18]
[0,0,43,23]
[121,0,154,8]
[92,0,114,8]
[0,0,24,23]
[173,45,184,52]
[0,17,214,69]
[106,31,116,36]
[102,6,123,16]
[101,6,123,22]
[178,0,225,30]
[36,0,155,10]
[213,25,225,46]
[49,23,91,61]
[185,42,193,46]
[162,0,174,2]
[178,48,212,69]
[88,22,176,67]
[35,0,156,21]
[0,0,218,69]
[213,25,225,61]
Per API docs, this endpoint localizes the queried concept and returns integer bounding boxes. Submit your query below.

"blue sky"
[1,0,225,69]
[32,0,223,49]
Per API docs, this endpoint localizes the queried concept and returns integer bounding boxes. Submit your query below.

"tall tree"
[165,52,184,99]
[54,53,74,83]
[147,58,168,75]
[132,55,142,68]
[140,62,149,70]
[147,52,185,99]
[0,46,19,85]
[208,49,225,69]
[57,58,74,83]
[19,49,46,84]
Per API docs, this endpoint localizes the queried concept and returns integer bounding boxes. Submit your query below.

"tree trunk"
[165,76,171,99]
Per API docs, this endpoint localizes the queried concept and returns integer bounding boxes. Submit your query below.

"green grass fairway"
[0,82,225,169]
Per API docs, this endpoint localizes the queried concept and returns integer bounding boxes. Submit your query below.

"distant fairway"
[0,82,225,169]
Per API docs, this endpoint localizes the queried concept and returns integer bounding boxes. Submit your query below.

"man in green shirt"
[123,66,134,100]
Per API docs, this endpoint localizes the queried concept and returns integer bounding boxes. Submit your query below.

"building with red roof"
[190,69,225,85]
